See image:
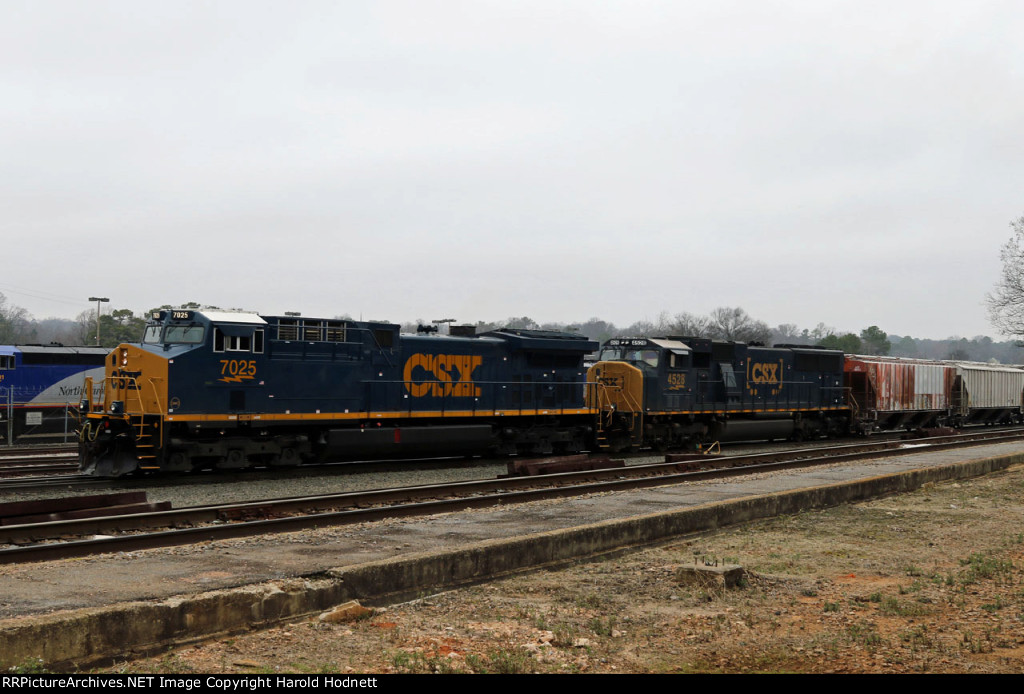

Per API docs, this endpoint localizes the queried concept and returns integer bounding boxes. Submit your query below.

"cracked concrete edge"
[2,452,1020,672]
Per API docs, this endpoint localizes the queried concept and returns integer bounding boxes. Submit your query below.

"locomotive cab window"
[163,325,205,344]
[214,328,265,353]
[625,349,659,368]
[668,351,690,369]
[0,355,12,369]
[143,325,163,344]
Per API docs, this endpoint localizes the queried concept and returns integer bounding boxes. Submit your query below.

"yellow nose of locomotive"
[587,360,645,414]
[102,345,169,415]
[79,344,170,477]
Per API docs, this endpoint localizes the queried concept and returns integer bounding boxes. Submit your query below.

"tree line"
[438,308,1024,364]
[3,293,1024,364]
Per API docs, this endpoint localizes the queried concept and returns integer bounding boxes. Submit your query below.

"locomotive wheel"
[165,451,192,472]
[270,447,300,468]
[216,449,249,470]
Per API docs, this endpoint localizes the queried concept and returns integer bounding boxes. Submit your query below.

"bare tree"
[668,312,712,337]
[0,293,32,343]
[707,307,772,343]
[772,323,803,345]
[619,318,660,337]
[807,322,835,342]
[987,215,1024,337]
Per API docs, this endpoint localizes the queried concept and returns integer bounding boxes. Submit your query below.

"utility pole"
[88,297,109,345]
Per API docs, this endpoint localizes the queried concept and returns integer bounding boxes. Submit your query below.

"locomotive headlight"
[110,400,124,415]
[79,398,90,413]
[120,348,129,366]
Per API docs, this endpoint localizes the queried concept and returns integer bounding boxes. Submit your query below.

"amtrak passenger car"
[0,345,107,442]
[79,309,597,476]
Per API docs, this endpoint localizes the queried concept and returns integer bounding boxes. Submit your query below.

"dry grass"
[101,466,1024,674]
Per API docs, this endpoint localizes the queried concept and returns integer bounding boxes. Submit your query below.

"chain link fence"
[0,386,79,446]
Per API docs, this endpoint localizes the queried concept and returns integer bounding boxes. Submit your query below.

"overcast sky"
[3,1,1021,339]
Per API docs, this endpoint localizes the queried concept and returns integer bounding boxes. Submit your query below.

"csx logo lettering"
[109,369,142,391]
[748,362,781,384]
[403,353,482,397]
[746,360,784,396]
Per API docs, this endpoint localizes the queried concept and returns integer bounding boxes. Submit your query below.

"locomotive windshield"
[143,324,205,345]
[599,347,660,368]
[165,325,205,343]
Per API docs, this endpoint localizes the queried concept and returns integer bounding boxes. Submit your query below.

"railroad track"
[3,428,1022,565]
[0,444,79,479]
[0,444,76,459]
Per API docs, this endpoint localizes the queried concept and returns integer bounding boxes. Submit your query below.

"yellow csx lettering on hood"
[403,353,482,397]
[746,360,784,394]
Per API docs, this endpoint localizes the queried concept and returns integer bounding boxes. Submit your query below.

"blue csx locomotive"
[78,308,862,476]
[79,309,598,476]
[589,336,848,451]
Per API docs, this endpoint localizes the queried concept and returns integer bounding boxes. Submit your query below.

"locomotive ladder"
[593,382,643,450]
[121,376,163,467]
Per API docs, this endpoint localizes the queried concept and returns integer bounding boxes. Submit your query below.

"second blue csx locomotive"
[79,309,597,476]
[588,336,847,451]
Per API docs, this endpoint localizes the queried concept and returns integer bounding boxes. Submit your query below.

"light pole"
[88,297,109,345]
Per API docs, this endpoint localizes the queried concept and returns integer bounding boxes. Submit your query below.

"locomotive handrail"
[142,377,165,415]
[95,374,163,417]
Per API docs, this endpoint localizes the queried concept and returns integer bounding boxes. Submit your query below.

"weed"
[903,564,924,577]
[468,648,532,674]
[823,601,840,613]
[899,625,932,647]
[8,658,47,674]
[961,630,992,654]
[382,625,404,645]
[152,654,197,674]
[588,615,617,637]
[575,594,603,610]
[980,596,1005,612]
[390,650,467,674]
[846,621,884,649]
[958,553,1014,585]
[530,610,551,631]
[878,596,930,617]
[898,581,923,594]
[552,623,580,647]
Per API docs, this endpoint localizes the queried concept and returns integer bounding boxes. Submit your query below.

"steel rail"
[3,430,1023,564]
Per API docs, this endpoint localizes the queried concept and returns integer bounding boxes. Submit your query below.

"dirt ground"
[95,465,1024,674]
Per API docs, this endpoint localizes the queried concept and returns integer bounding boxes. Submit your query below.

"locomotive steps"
[1,441,1023,671]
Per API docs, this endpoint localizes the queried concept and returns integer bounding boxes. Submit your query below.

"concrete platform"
[2,441,1023,670]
